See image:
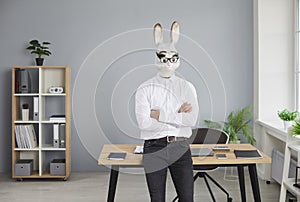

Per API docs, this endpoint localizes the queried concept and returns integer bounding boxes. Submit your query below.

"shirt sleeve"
[158,82,199,127]
[135,85,173,132]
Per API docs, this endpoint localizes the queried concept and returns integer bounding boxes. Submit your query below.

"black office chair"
[172,128,232,202]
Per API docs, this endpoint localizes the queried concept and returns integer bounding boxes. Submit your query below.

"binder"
[15,69,20,93]
[33,97,39,121]
[19,69,31,93]
[53,124,59,148]
[59,124,65,148]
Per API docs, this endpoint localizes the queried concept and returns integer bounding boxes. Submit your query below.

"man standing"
[135,21,199,202]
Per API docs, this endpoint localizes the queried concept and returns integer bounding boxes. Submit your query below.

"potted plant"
[204,105,256,145]
[26,39,51,66]
[277,109,298,130]
[291,121,300,135]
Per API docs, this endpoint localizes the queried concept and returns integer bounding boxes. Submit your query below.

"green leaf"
[44,50,51,55]
[204,105,256,145]
[26,46,36,50]
[278,109,298,121]
[29,39,39,45]
[292,121,300,135]
[27,39,52,58]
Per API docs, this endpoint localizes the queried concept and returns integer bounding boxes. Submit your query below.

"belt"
[149,136,188,143]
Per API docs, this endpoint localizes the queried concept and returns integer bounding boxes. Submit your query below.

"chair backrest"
[189,128,229,171]
[189,128,229,144]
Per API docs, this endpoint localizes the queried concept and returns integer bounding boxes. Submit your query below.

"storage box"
[50,159,66,176]
[14,159,33,176]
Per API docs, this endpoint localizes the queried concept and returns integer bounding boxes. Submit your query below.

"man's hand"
[150,110,160,120]
[178,102,192,113]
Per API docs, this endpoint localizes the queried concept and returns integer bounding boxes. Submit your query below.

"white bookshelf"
[12,66,70,180]
[280,136,300,201]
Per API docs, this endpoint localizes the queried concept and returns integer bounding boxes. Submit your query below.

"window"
[296,0,300,110]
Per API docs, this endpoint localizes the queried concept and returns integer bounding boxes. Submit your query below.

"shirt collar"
[155,73,178,82]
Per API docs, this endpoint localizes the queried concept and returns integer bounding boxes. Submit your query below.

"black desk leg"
[237,165,246,202]
[107,165,119,202]
[248,164,261,202]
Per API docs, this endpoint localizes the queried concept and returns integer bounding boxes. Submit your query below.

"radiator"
[272,149,297,184]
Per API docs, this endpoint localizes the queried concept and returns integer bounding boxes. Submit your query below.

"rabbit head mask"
[153,21,180,78]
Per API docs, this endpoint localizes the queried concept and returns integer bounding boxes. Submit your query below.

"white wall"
[0,0,253,172]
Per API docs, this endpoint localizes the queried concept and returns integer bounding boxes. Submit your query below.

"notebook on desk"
[191,148,214,157]
[234,150,263,159]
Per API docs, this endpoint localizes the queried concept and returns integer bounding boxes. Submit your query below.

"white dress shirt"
[135,74,199,140]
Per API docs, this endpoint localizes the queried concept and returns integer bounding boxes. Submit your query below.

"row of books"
[15,125,37,148]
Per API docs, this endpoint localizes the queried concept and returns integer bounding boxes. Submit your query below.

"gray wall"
[0,0,253,172]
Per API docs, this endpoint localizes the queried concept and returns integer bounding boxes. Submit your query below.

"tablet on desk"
[191,148,214,157]
[107,152,127,160]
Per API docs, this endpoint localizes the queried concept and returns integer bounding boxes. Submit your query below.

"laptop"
[191,148,214,157]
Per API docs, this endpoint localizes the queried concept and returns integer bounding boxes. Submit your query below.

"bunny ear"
[170,21,180,44]
[153,23,163,46]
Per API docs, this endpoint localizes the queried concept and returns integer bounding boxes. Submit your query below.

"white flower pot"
[283,121,293,131]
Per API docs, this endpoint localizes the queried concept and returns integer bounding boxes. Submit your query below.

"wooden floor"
[0,169,283,201]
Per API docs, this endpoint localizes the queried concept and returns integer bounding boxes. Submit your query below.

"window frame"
[296,0,300,111]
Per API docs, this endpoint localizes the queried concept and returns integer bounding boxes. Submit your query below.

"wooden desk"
[98,144,271,202]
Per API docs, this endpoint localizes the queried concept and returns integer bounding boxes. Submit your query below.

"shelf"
[14,93,39,96]
[283,178,300,196]
[12,171,39,178]
[288,143,300,152]
[41,171,67,178]
[41,93,66,96]
[12,171,67,179]
[14,147,39,151]
[41,120,66,124]
[14,120,39,124]
[41,68,66,94]
[12,66,70,179]
[14,93,66,96]
[41,144,66,151]
[14,120,66,124]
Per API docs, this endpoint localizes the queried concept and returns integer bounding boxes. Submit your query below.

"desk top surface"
[98,144,272,166]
